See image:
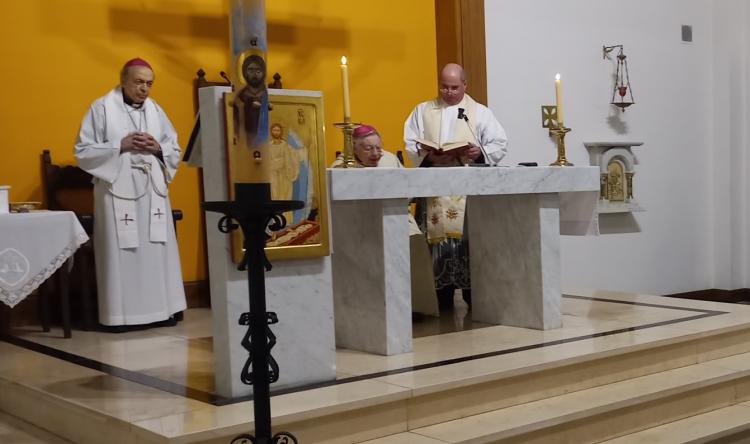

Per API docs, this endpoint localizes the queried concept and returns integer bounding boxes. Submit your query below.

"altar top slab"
[328,166,600,201]
[583,141,644,148]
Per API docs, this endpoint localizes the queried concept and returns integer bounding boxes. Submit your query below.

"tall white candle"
[340,56,351,120]
[555,73,564,125]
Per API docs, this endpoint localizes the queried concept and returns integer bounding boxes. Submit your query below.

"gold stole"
[422,95,478,243]
[422,95,478,148]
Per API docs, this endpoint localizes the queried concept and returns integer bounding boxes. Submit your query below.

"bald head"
[439,63,467,105]
[441,63,465,81]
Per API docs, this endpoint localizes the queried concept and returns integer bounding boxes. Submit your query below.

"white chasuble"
[75,87,186,326]
[404,94,508,167]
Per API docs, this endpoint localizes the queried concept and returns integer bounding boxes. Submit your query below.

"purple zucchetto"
[352,124,378,139]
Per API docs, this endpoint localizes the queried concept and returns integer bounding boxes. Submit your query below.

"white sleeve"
[74,101,122,184]
[476,106,508,166]
[403,104,427,166]
[155,105,181,183]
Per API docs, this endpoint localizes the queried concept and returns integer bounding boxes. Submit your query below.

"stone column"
[467,193,562,330]
[331,198,412,355]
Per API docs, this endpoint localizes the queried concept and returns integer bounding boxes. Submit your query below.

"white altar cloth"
[0,211,89,308]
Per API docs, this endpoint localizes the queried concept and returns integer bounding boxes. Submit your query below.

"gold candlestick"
[333,118,363,168]
[549,125,573,166]
[541,105,574,167]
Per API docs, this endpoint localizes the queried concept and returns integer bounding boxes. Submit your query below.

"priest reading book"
[404,63,509,311]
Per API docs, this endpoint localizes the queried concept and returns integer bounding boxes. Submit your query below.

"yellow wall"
[0,0,437,281]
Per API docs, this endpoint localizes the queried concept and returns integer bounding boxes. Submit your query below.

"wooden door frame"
[435,0,487,105]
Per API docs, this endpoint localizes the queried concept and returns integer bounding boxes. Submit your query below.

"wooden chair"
[41,150,95,334]
[41,150,183,333]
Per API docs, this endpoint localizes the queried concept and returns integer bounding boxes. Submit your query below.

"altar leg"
[467,193,562,330]
[331,198,411,355]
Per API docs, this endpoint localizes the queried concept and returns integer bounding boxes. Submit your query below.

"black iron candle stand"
[203,183,304,444]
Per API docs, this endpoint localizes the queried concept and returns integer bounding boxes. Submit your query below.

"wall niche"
[584,142,644,213]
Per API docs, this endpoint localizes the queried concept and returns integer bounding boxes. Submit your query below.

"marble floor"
[1,289,749,443]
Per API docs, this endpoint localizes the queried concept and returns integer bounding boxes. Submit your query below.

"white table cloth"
[0,211,89,308]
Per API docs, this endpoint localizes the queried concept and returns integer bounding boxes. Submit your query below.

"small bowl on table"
[9,202,42,213]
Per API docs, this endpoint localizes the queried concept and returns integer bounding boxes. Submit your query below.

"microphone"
[457,109,491,166]
[219,71,234,88]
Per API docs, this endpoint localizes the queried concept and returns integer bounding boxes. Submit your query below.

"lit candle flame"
[341,56,347,65]
[555,73,561,81]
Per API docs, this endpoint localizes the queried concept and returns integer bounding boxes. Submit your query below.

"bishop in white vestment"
[404,63,508,309]
[74,58,186,326]
[331,124,404,168]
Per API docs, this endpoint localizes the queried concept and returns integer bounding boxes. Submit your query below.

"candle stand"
[203,183,303,444]
[541,105,574,167]
[333,118,362,168]
[549,126,573,167]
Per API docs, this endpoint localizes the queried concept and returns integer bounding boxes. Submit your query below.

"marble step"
[600,404,750,444]
[6,325,750,444]
[243,322,750,443]
[0,411,73,444]
[6,296,750,444]
[398,321,750,431]
[365,351,750,444]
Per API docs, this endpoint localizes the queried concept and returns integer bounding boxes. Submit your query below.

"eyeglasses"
[355,144,382,153]
[439,85,463,93]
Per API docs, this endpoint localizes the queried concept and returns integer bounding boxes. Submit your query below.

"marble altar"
[198,86,336,398]
[329,166,599,355]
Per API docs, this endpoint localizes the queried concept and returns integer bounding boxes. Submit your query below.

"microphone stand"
[460,113,491,166]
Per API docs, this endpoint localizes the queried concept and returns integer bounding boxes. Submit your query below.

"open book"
[416,138,471,152]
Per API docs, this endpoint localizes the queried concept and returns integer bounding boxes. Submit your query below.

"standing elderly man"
[404,63,508,310]
[75,58,186,328]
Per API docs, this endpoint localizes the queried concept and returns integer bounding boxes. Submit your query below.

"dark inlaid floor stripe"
[0,333,223,404]
[0,295,729,406]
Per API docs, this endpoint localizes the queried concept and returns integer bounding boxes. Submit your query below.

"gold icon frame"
[223,90,330,262]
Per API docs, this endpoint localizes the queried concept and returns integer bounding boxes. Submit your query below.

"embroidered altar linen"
[0,211,89,308]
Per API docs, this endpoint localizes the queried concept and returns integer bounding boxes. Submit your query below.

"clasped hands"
[120,132,161,154]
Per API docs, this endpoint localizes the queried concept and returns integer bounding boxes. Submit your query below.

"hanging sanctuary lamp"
[603,44,634,111]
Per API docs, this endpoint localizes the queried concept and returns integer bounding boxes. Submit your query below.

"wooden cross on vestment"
[120,214,135,225]
[153,208,164,219]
